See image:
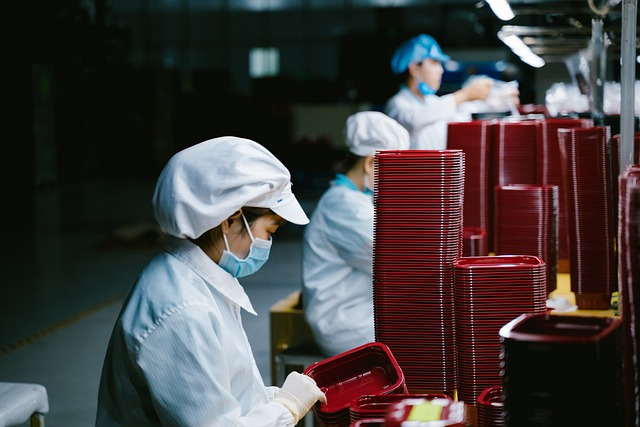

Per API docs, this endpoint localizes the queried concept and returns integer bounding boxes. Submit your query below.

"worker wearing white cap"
[302,111,410,357]
[385,34,494,150]
[96,137,325,426]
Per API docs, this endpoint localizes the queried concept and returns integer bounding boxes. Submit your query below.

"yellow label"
[407,402,443,421]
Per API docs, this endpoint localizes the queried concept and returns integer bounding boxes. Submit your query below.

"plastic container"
[350,394,448,422]
[304,342,406,427]
[383,397,466,427]
[477,386,505,427]
[499,313,624,426]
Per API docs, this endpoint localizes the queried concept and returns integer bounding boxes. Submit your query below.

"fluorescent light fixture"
[487,0,515,21]
[498,32,545,68]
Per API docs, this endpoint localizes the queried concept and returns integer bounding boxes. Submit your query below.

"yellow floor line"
[0,295,124,357]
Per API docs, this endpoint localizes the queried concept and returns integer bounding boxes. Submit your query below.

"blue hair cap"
[390,34,451,74]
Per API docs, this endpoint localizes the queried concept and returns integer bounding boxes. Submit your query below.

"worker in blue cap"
[385,34,495,150]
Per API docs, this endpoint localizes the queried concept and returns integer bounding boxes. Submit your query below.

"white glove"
[272,371,326,424]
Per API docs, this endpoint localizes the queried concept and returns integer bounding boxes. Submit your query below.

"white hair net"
[152,136,309,239]
[344,111,411,157]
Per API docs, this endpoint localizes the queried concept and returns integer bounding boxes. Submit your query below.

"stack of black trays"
[499,313,623,427]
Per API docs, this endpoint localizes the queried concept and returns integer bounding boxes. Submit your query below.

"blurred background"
[6,0,635,232]
[0,1,635,424]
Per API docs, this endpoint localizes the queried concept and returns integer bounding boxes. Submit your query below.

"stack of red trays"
[453,255,547,405]
[373,150,465,395]
[304,342,407,427]
[492,119,538,187]
[493,184,558,293]
[518,103,549,115]
[557,126,618,309]
[463,226,487,257]
[448,121,492,239]
[617,164,640,427]
[350,394,448,423]
[535,118,592,266]
[613,132,640,165]
[477,386,505,427]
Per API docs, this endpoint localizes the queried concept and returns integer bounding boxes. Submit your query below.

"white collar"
[163,236,257,315]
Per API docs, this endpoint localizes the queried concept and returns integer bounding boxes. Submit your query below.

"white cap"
[152,136,309,239]
[344,111,411,157]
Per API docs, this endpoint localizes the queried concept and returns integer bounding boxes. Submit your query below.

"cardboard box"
[269,290,314,385]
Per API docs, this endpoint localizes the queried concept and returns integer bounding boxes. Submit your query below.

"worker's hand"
[272,371,326,424]
[510,88,521,106]
[455,78,493,104]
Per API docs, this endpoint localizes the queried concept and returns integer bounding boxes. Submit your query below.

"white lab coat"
[385,86,469,150]
[96,236,294,427]
[302,179,375,357]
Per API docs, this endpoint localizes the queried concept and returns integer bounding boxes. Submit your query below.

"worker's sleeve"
[135,305,295,427]
[386,92,458,134]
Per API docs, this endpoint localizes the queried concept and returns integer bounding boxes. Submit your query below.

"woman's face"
[225,213,284,258]
[413,59,444,92]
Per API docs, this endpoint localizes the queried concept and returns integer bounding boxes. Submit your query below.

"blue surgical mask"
[334,173,372,196]
[418,81,436,96]
[218,213,272,278]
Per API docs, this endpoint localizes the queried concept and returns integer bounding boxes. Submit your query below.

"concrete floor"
[0,178,316,427]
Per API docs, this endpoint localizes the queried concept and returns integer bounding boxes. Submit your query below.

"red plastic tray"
[304,342,405,414]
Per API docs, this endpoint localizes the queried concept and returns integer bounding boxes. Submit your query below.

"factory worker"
[302,111,410,357]
[96,137,325,427]
[385,33,494,150]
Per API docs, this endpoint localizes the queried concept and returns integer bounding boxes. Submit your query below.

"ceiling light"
[486,0,515,21]
[498,32,546,68]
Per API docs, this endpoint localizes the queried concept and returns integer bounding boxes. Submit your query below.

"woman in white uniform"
[96,137,325,427]
[302,111,410,357]
[385,33,493,150]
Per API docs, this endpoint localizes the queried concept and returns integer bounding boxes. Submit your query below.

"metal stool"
[275,337,324,427]
[0,382,49,427]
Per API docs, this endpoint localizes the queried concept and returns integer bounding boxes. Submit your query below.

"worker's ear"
[363,155,375,176]
[222,209,243,232]
[408,62,420,80]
